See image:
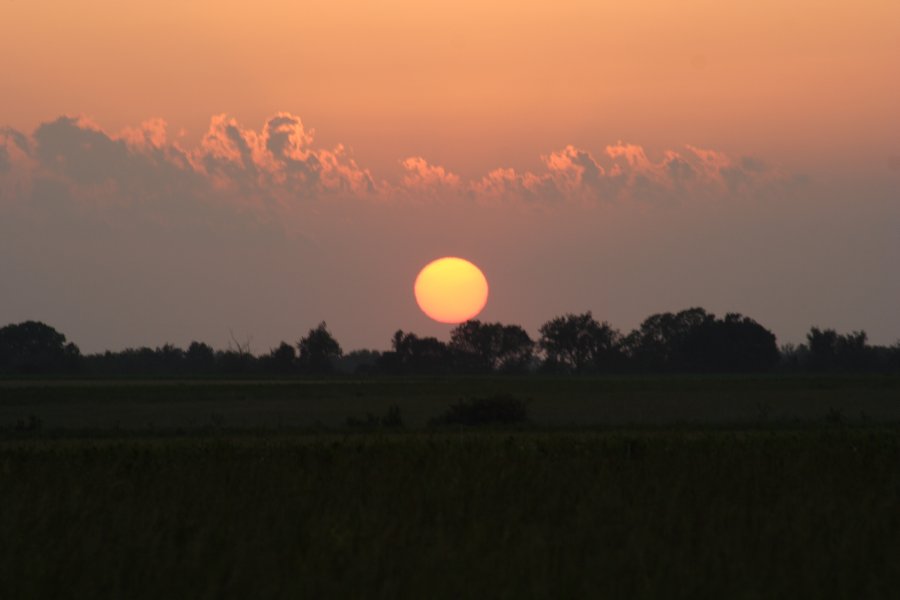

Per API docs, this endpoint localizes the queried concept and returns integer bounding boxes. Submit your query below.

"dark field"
[2,375,900,432]
[2,377,900,598]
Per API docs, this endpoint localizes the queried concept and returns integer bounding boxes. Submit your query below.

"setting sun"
[414,257,489,324]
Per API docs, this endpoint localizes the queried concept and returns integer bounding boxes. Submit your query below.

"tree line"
[1,308,899,377]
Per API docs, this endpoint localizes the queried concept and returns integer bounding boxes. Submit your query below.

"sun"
[414,257,489,324]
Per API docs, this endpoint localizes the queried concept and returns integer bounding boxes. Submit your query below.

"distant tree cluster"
[0,321,81,374]
[1,309,899,377]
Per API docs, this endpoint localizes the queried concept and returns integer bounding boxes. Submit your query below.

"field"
[2,375,900,433]
[2,376,900,598]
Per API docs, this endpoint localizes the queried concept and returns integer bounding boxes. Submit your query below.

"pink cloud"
[192,114,376,199]
[605,142,651,169]
[119,118,169,150]
[400,156,460,191]
[545,145,606,189]
[471,167,551,202]
[0,112,790,218]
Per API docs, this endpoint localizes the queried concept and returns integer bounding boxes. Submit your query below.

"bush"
[430,394,528,427]
[346,405,404,430]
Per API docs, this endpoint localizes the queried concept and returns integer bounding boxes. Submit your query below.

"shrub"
[346,405,404,430]
[430,394,528,427]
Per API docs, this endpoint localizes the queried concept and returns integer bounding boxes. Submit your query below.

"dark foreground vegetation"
[2,307,899,377]
[3,375,900,433]
[1,376,899,598]
[3,310,899,599]
[2,430,899,599]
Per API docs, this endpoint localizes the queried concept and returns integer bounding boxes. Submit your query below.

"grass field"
[2,375,900,433]
[2,377,900,598]
[2,430,900,598]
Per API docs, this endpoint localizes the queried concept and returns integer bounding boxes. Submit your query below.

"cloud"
[466,142,785,205]
[193,113,376,201]
[0,127,32,172]
[470,167,553,203]
[398,156,461,198]
[0,127,37,203]
[0,112,789,221]
[35,117,198,191]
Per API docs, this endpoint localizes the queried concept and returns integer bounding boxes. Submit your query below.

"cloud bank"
[0,113,788,223]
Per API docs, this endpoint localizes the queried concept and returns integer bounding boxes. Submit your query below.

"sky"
[1,0,899,353]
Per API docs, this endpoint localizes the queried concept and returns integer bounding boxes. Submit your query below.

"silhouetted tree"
[806,328,839,371]
[335,349,382,375]
[538,312,623,373]
[297,322,343,374]
[261,342,298,374]
[378,330,452,374]
[889,342,900,373]
[185,341,216,373]
[805,327,876,372]
[686,313,779,372]
[779,343,808,370]
[6,309,894,377]
[449,320,535,373]
[157,344,185,373]
[624,308,778,372]
[623,308,713,371]
[215,349,258,375]
[496,324,536,373]
[84,344,193,376]
[834,330,872,371]
[0,321,80,374]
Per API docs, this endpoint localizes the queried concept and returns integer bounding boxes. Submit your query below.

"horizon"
[1,305,892,357]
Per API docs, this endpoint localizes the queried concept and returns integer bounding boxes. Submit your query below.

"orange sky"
[3,0,899,178]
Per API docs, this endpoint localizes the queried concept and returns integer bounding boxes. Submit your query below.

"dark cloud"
[1,127,30,153]
[33,117,198,197]
[34,117,127,185]
[664,154,696,181]
[0,127,30,173]
[740,156,767,173]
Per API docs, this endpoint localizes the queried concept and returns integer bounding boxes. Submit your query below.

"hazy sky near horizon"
[1,0,899,352]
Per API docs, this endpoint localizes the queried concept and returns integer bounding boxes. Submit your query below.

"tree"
[624,308,778,372]
[156,344,185,373]
[496,324,536,373]
[185,341,216,373]
[685,313,779,372]
[623,308,713,371]
[538,312,623,373]
[890,342,900,373]
[261,342,298,374]
[0,321,80,374]
[217,331,257,374]
[297,322,343,374]
[806,327,875,372]
[449,320,535,373]
[378,330,452,374]
[335,349,382,375]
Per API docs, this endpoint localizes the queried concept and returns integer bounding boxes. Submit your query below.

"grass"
[2,375,900,433]
[2,376,900,597]
[2,430,900,598]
